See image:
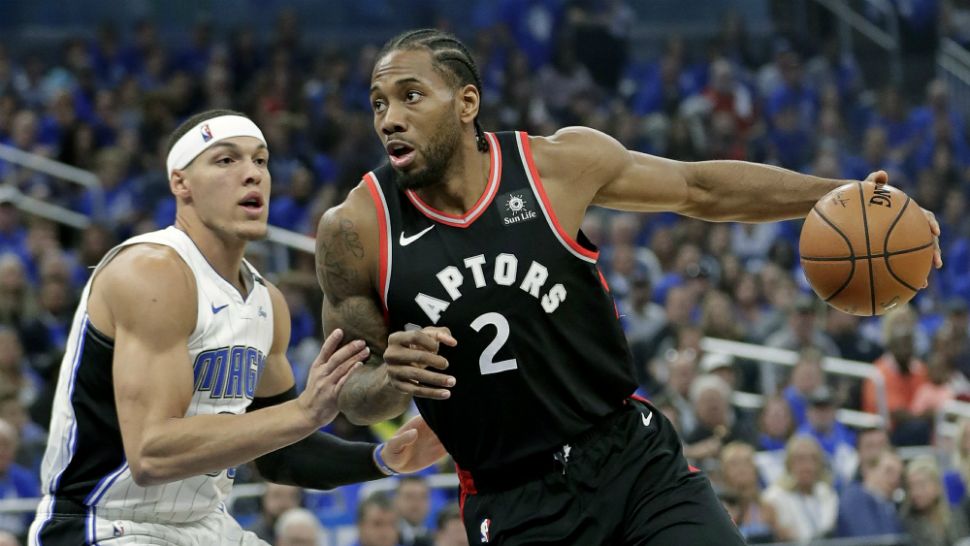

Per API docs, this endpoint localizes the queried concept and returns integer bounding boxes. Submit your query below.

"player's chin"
[235,221,268,241]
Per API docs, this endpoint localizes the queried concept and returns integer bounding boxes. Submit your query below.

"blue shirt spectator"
[835,451,904,538]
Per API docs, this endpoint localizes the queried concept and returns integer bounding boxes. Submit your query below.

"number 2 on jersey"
[405,312,519,376]
[470,312,519,375]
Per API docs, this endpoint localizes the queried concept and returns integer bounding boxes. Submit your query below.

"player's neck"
[175,216,248,294]
[412,139,489,215]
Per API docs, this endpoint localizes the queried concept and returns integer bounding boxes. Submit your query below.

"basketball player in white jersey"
[29,109,447,546]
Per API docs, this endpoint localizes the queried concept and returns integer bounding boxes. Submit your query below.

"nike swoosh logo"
[641,411,653,427]
[399,225,435,246]
[211,303,229,314]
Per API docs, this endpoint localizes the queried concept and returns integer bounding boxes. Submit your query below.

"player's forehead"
[197,136,268,158]
[370,48,442,92]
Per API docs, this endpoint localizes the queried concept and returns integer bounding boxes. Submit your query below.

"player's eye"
[216,157,234,165]
[405,91,422,103]
[254,157,268,167]
[372,99,387,113]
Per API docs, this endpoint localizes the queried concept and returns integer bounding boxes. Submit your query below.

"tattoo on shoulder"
[317,217,366,299]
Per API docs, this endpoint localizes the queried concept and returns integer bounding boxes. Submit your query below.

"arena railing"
[0,144,316,271]
[701,337,890,429]
[939,38,970,122]
[0,142,105,219]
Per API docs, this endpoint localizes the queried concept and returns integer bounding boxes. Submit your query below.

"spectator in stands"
[825,309,883,364]
[782,347,826,428]
[852,427,892,483]
[684,374,757,465]
[247,483,303,544]
[646,348,698,436]
[432,503,467,546]
[0,254,33,327]
[0,392,44,473]
[700,352,738,390]
[902,456,970,546]
[798,386,857,486]
[717,442,776,543]
[911,352,959,418]
[274,507,323,546]
[762,435,839,542]
[863,306,930,445]
[0,419,38,540]
[945,418,970,506]
[356,492,401,546]
[394,476,432,546]
[0,329,39,408]
[835,449,904,538]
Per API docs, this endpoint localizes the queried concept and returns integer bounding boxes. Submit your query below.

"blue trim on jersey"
[49,315,90,494]
[84,460,129,506]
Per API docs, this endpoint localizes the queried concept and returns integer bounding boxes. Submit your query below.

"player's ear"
[170,169,191,199]
[457,83,480,124]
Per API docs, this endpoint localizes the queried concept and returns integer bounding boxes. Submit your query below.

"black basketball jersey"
[364,131,637,473]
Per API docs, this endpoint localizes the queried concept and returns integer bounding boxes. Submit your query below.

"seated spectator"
[394,476,432,546]
[910,352,959,418]
[754,397,794,487]
[684,374,757,465]
[852,427,892,483]
[718,442,776,543]
[783,347,826,428]
[863,306,930,445]
[765,295,840,395]
[797,386,857,487]
[0,419,39,540]
[247,483,303,544]
[433,503,467,546]
[274,507,323,546]
[762,435,839,542]
[356,492,401,546]
[644,348,698,438]
[946,419,970,506]
[700,352,738,390]
[902,456,970,546]
[0,391,46,472]
[835,450,904,538]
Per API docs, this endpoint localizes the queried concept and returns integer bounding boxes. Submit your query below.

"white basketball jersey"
[36,226,274,524]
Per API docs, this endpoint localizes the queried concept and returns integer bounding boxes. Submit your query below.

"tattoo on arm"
[317,217,365,301]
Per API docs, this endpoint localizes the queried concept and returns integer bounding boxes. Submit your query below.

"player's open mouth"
[386,140,416,169]
[239,192,264,217]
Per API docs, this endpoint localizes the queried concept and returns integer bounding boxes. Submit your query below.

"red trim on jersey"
[629,393,649,404]
[689,465,701,473]
[404,132,502,228]
[456,464,477,520]
[363,173,389,316]
[518,132,600,261]
[597,267,620,318]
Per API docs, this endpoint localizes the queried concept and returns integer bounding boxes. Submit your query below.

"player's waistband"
[457,397,649,494]
[36,495,218,523]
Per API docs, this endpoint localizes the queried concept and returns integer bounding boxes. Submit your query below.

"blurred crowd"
[1,0,970,544]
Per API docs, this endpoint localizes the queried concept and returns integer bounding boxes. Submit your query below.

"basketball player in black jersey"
[316,30,942,545]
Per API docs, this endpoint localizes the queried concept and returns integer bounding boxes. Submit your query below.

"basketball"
[799,181,934,316]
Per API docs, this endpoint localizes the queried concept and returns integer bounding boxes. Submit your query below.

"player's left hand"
[865,170,942,270]
[381,414,448,474]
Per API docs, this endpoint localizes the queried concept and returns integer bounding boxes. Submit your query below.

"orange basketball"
[799,182,934,316]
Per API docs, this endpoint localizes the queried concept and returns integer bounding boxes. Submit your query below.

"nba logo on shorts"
[480,518,491,543]
[201,123,213,142]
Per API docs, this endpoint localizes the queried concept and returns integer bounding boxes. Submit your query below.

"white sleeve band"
[165,115,267,177]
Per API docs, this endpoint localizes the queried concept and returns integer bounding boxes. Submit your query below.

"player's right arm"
[92,245,364,486]
[317,184,455,426]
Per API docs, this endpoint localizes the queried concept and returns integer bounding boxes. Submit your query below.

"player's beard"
[392,116,462,191]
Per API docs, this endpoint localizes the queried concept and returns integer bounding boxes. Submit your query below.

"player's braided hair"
[378,29,489,152]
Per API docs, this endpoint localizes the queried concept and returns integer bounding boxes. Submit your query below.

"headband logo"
[200,124,213,143]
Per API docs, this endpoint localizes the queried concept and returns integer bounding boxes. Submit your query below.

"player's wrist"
[372,442,400,476]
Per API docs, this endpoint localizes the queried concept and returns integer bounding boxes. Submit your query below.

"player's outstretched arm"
[100,246,364,486]
[531,127,941,267]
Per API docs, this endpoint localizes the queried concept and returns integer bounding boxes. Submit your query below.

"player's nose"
[381,103,407,136]
[242,158,263,185]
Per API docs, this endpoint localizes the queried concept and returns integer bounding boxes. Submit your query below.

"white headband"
[166,115,267,177]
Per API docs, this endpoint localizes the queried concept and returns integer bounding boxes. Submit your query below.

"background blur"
[1,1,970,545]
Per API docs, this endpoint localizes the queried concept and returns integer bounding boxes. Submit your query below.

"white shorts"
[30,502,268,546]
